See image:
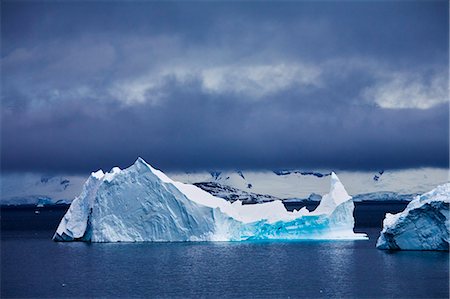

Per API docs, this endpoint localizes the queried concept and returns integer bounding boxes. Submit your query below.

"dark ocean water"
[1,205,449,298]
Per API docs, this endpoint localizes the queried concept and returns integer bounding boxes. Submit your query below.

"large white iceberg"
[53,158,366,242]
[376,183,449,250]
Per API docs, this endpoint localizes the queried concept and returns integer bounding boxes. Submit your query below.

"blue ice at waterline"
[53,158,367,242]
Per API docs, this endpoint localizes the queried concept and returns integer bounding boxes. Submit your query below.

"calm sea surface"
[1,205,449,298]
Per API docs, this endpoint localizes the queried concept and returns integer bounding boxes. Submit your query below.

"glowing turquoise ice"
[54,158,367,242]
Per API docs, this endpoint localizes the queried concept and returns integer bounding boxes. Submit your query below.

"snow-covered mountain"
[1,167,447,206]
[171,168,448,200]
[0,173,86,206]
[352,192,416,202]
[193,182,279,204]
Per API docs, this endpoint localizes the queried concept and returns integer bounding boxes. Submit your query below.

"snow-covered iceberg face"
[53,158,366,242]
[376,183,449,251]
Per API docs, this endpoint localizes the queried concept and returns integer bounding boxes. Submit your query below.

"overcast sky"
[1,1,448,174]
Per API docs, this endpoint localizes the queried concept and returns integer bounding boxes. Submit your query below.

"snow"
[376,183,450,250]
[352,192,415,202]
[2,166,447,206]
[103,167,121,182]
[54,171,104,241]
[92,170,105,180]
[170,168,448,199]
[311,173,351,215]
[53,158,367,242]
[0,173,86,206]
[193,182,278,204]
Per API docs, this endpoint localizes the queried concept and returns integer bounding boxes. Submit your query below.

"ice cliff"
[53,158,366,242]
[377,183,449,251]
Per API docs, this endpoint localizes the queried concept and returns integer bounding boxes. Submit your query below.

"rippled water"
[1,207,448,298]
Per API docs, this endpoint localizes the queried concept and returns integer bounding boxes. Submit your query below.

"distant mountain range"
[1,174,85,206]
[193,182,279,204]
[170,168,446,200]
[0,167,446,206]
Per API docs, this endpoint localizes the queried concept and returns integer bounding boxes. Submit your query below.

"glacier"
[0,174,85,206]
[3,167,447,206]
[376,183,449,251]
[171,168,449,200]
[53,158,367,242]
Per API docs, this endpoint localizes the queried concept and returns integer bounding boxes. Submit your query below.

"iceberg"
[53,158,367,242]
[376,183,449,251]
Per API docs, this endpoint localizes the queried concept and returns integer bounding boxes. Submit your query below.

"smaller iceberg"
[54,158,366,242]
[377,183,449,251]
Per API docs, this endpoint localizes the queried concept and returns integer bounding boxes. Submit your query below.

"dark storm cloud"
[1,1,448,173]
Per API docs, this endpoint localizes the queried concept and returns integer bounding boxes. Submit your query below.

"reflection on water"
[2,228,448,298]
